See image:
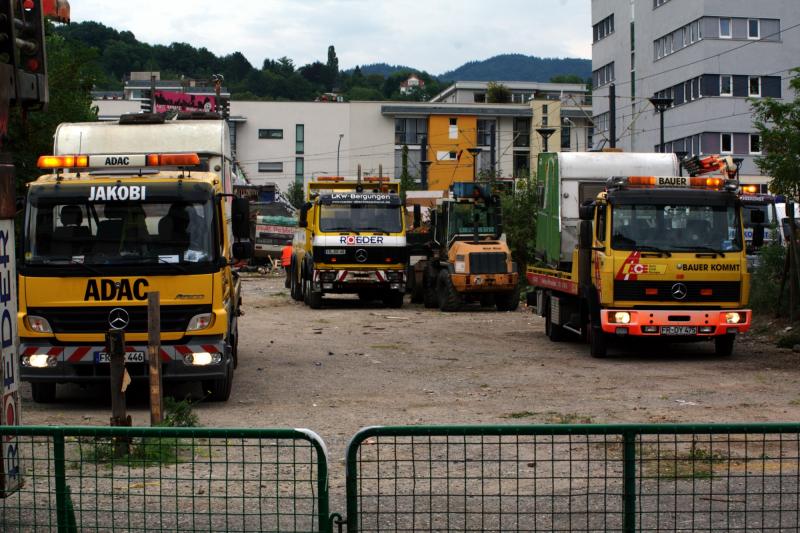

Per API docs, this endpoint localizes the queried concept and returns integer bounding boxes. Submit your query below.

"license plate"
[94,351,146,364]
[660,326,697,336]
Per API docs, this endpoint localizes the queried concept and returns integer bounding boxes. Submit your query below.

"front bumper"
[19,338,229,384]
[451,273,518,293]
[314,268,405,293]
[600,309,751,336]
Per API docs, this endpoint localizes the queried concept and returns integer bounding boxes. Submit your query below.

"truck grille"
[28,305,211,334]
[613,281,740,303]
[469,252,507,274]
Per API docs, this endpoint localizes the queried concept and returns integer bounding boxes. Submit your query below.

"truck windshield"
[319,205,402,233]
[26,198,215,265]
[611,204,742,252]
[449,203,497,237]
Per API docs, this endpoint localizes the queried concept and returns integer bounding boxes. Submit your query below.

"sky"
[71,0,591,74]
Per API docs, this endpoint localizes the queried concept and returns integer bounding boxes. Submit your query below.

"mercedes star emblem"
[355,249,369,263]
[108,307,130,330]
[671,283,688,301]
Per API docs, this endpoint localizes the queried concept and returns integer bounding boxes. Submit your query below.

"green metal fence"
[345,423,800,532]
[0,425,329,533]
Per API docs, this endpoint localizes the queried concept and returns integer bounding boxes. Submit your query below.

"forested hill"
[56,21,589,101]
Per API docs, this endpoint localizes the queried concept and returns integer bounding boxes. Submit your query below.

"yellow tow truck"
[18,148,252,402]
[528,153,759,357]
[290,177,407,308]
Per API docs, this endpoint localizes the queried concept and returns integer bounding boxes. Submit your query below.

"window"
[593,112,609,133]
[748,19,760,39]
[720,75,732,96]
[513,117,531,147]
[654,0,671,7]
[449,118,457,126]
[394,118,428,145]
[592,62,615,87]
[593,14,614,43]
[682,27,687,47]
[720,133,733,154]
[295,158,304,182]
[750,134,761,154]
[258,129,283,139]
[295,124,304,154]
[749,76,761,97]
[561,124,571,150]
[258,162,283,173]
[541,104,549,126]
[477,120,495,146]
[719,18,732,38]
[690,23,696,42]
[473,93,486,103]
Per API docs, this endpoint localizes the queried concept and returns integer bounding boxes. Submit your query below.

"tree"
[326,45,339,88]
[486,81,511,103]
[7,32,100,192]
[751,68,800,198]
[286,181,305,209]
[549,74,585,84]
[398,145,417,200]
[499,172,539,273]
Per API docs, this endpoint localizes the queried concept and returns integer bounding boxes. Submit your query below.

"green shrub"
[750,244,788,315]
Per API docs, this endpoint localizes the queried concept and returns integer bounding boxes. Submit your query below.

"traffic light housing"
[140,88,152,112]
[12,0,48,108]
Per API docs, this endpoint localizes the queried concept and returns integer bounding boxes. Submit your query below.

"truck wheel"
[203,363,233,402]
[715,334,736,357]
[545,306,567,342]
[437,270,462,312]
[495,286,520,312]
[307,283,323,309]
[383,291,404,308]
[423,271,439,308]
[589,325,608,358]
[31,383,56,403]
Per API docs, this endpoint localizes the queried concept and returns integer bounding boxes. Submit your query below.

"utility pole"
[609,83,616,149]
[336,134,344,176]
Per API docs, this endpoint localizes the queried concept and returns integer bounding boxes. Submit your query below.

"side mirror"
[298,202,312,228]
[232,241,253,260]
[750,209,766,224]
[231,197,250,239]
[579,201,595,221]
[752,226,765,249]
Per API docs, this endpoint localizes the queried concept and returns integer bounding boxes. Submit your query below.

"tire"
[545,305,567,342]
[589,324,608,358]
[715,334,736,357]
[495,285,520,312]
[383,291,404,308]
[437,270,462,312]
[230,324,239,369]
[290,272,302,301]
[202,361,233,402]
[307,281,323,309]
[31,382,56,403]
[423,271,439,309]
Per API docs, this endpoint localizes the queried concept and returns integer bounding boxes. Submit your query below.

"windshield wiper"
[634,245,672,257]
[674,246,726,257]
[30,258,104,276]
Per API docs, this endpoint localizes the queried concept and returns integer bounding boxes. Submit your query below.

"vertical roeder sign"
[0,171,21,497]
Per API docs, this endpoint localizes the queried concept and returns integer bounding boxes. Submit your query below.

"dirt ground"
[21,274,800,491]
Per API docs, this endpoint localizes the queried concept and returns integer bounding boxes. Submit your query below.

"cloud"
[71,0,591,73]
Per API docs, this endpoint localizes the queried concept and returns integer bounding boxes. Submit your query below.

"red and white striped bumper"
[19,342,225,363]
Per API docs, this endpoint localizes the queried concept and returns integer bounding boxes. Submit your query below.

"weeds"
[504,411,537,419]
[642,442,727,479]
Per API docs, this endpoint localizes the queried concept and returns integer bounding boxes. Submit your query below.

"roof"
[381,103,532,117]
[431,80,588,102]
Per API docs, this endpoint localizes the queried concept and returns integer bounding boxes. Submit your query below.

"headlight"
[454,255,466,273]
[613,311,631,324]
[22,354,57,368]
[724,312,742,324]
[187,313,214,331]
[183,352,223,366]
[26,315,52,334]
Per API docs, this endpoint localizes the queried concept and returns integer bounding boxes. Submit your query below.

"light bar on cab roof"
[37,152,201,170]
[316,176,345,182]
[363,176,390,182]
[37,155,88,169]
[608,175,737,191]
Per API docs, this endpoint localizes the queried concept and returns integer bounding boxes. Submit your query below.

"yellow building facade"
[426,115,478,191]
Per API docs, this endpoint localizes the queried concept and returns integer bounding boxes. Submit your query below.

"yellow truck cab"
[290,177,407,309]
[528,152,755,357]
[18,114,252,402]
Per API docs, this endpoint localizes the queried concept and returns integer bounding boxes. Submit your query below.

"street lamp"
[336,134,344,176]
[467,147,482,182]
[536,128,556,153]
[649,96,673,153]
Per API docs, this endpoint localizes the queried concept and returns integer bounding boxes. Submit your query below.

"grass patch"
[545,412,594,424]
[81,397,199,467]
[504,411,537,419]
[642,443,727,479]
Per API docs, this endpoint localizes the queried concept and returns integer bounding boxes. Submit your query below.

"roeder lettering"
[84,279,149,301]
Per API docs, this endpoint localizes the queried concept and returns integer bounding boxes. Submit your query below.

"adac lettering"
[84,279,149,301]
[88,185,146,202]
[104,156,130,166]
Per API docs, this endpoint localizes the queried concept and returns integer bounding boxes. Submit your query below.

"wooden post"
[148,292,163,426]
[107,329,130,457]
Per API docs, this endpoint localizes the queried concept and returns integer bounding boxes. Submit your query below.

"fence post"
[107,329,130,457]
[147,292,163,426]
[622,430,636,533]
[53,430,73,533]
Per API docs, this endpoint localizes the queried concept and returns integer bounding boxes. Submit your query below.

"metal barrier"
[345,423,800,532]
[0,425,329,533]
